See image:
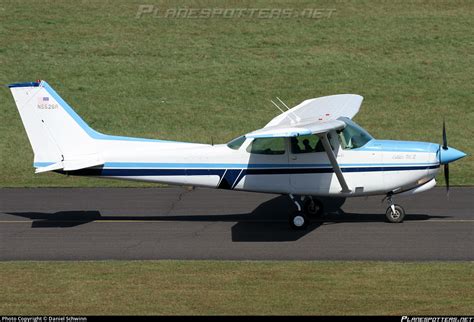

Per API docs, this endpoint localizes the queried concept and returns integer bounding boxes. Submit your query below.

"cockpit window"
[226,135,246,150]
[337,118,373,150]
[290,134,325,154]
[247,137,285,155]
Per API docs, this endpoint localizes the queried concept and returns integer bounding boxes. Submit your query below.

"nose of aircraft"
[439,146,467,164]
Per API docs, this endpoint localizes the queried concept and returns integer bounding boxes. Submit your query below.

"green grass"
[0,0,472,187]
[0,261,472,315]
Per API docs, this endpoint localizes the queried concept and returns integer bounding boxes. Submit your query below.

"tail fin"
[8,80,101,171]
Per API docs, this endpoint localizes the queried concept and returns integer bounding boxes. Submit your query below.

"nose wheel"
[384,195,405,223]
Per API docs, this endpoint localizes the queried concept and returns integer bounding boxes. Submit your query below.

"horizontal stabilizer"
[35,162,64,174]
[35,155,104,173]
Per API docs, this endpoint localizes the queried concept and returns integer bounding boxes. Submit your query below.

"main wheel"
[303,197,324,218]
[289,212,309,230]
[385,204,405,223]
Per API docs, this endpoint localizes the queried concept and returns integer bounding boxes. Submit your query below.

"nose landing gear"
[384,194,405,223]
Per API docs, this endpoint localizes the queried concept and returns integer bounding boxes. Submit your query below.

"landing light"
[417,177,430,185]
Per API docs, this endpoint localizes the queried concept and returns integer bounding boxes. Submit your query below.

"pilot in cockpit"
[303,139,313,153]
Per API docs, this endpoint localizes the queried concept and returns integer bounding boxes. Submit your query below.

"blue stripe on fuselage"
[357,140,439,153]
[101,162,438,169]
[36,161,439,170]
[59,164,440,189]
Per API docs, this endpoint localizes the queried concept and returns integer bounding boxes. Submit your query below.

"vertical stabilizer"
[8,81,99,168]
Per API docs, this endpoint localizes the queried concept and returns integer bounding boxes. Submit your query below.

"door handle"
[291,156,297,160]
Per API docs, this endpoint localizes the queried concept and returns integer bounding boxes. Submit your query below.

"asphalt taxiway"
[0,187,472,260]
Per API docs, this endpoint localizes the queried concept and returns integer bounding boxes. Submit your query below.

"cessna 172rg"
[8,81,466,229]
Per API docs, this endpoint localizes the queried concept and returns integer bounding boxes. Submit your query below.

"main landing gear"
[303,196,324,217]
[288,193,407,229]
[384,194,405,223]
[288,195,325,230]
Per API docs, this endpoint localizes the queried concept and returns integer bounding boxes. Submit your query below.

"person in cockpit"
[303,139,313,153]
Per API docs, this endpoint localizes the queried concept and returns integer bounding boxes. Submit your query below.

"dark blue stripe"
[61,165,439,177]
[57,165,439,190]
[8,82,41,88]
[232,170,247,189]
[218,169,243,189]
[342,165,439,173]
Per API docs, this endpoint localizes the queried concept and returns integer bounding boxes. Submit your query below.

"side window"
[290,134,325,154]
[247,137,286,155]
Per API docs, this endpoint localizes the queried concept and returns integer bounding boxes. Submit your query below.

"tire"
[289,212,309,230]
[385,205,405,223]
[303,197,324,218]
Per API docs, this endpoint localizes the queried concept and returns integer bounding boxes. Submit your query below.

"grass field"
[0,0,472,187]
[0,260,472,315]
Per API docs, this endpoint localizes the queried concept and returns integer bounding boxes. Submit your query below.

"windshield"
[337,118,373,149]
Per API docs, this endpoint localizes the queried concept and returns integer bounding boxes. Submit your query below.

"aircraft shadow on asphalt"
[7,196,449,242]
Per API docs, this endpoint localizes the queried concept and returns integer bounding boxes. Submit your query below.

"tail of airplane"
[8,80,103,172]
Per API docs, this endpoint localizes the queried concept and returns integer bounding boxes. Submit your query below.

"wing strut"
[319,133,351,193]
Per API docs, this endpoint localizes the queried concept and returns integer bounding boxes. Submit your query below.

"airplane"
[8,80,467,230]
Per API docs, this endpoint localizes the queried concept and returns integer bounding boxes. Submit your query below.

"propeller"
[442,119,448,150]
[442,119,449,195]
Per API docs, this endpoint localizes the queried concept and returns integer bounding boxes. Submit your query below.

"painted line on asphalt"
[0,219,473,224]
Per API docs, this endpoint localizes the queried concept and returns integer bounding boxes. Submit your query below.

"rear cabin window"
[226,136,246,150]
[247,137,286,155]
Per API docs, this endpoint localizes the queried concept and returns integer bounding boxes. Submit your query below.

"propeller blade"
[442,119,448,150]
[444,164,450,195]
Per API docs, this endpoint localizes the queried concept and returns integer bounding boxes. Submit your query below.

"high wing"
[245,94,364,193]
[265,94,363,128]
[245,94,363,139]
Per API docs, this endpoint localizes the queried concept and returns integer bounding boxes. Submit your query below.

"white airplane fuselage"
[53,136,441,197]
[11,80,465,203]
